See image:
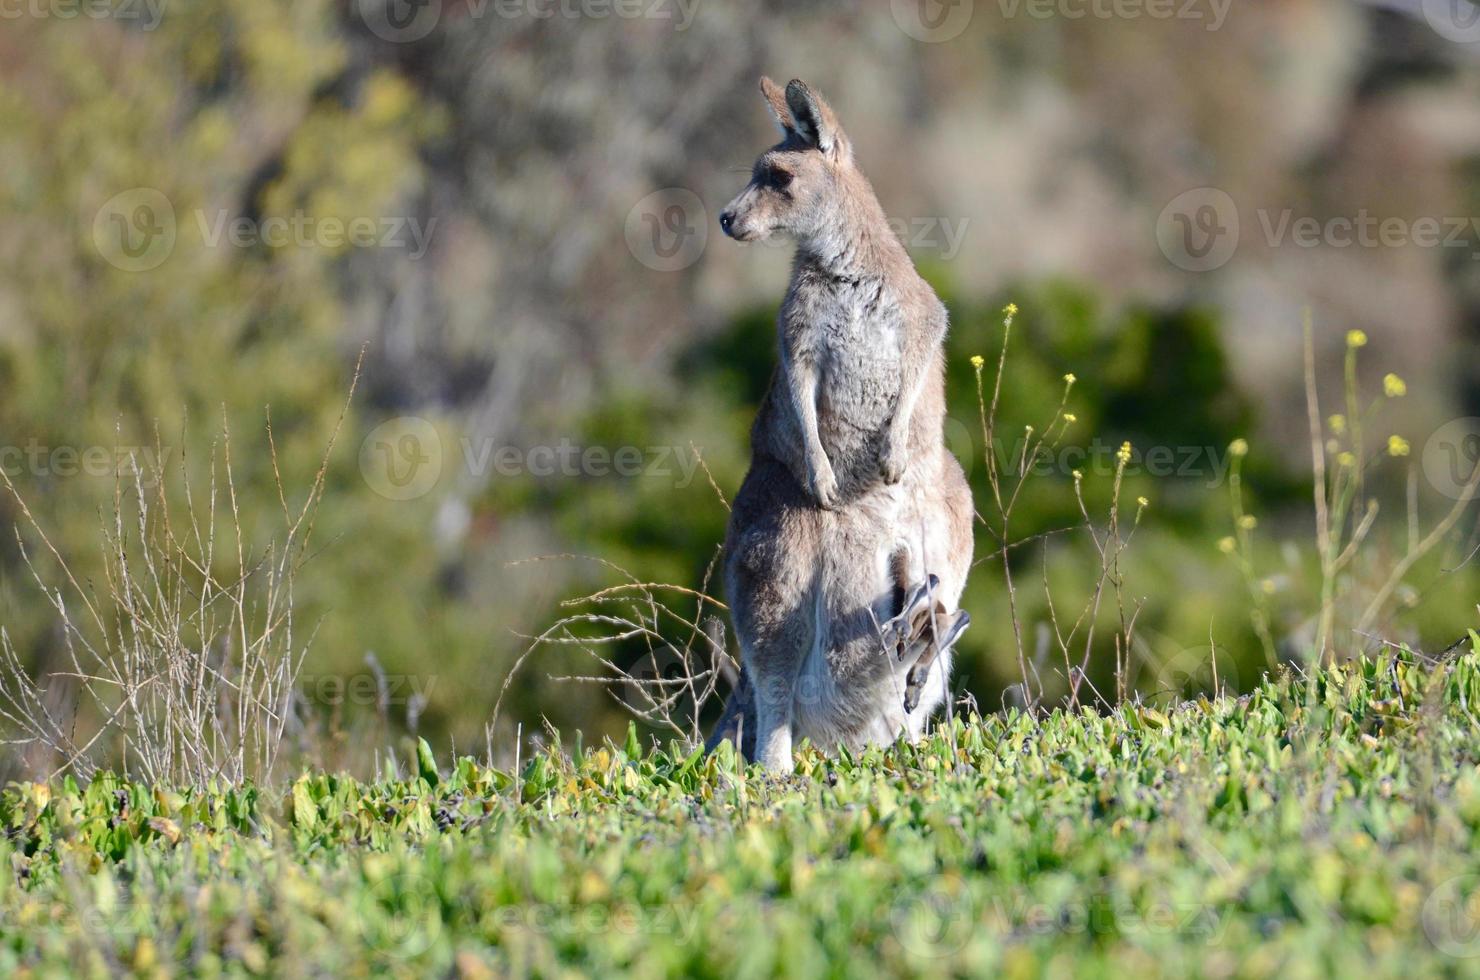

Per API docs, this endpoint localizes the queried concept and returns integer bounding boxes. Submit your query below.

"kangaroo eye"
[769,169,793,190]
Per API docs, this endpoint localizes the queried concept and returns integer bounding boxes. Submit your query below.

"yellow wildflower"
[1383,374,1406,398]
[1237,515,1257,530]
[1347,329,1367,348]
[1217,537,1237,554]
[1387,435,1410,457]
[1229,438,1248,457]
[970,355,984,369]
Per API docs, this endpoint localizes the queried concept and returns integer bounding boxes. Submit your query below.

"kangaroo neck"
[795,188,904,286]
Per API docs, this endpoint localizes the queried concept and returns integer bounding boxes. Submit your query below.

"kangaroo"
[706,77,975,772]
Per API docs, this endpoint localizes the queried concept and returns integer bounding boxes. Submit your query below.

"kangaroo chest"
[790,278,903,428]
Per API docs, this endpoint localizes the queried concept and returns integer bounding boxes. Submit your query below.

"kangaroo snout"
[718,197,761,242]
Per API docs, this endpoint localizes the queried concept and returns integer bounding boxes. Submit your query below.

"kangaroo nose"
[719,211,734,236]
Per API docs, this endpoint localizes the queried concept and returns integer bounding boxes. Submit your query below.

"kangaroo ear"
[784,79,849,159]
[758,76,795,137]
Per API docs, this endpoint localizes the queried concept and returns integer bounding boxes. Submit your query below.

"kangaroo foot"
[901,608,970,713]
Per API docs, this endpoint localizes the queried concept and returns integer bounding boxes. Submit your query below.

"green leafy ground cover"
[3,650,1480,978]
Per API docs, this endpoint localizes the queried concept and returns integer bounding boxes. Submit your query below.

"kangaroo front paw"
[807,457,839,509]
[879,436,908,484]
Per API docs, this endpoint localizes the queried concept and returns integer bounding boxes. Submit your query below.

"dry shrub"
[0,358,361,784]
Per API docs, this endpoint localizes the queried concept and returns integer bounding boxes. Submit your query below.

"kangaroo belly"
[790,486,924,749]
[817,354,898,431]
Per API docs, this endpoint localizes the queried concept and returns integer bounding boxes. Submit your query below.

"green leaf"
[416,738,441,787]
[290,777,318,832]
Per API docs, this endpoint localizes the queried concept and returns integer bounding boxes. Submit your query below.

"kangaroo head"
[719,77,860,246]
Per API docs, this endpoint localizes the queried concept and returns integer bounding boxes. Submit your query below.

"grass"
[3,648,1479,978]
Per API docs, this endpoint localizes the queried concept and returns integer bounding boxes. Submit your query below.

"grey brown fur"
[707,77,974,772]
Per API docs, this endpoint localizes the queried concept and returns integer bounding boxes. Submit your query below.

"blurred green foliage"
[1,8,1476,770]
[0,7,462,759]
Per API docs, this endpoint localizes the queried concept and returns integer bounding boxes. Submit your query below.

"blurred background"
[2,0,1479,768]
